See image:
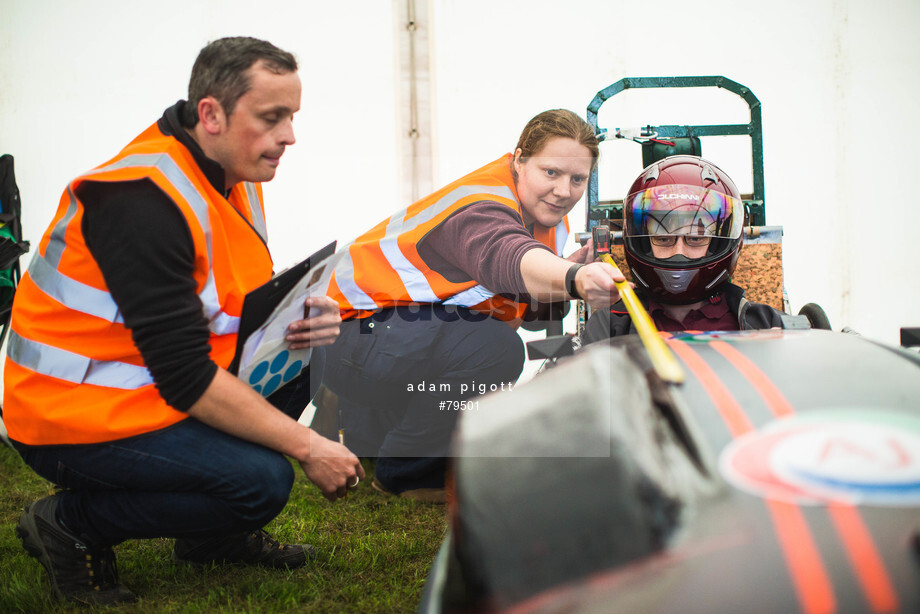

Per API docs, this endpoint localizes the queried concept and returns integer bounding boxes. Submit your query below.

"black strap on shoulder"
[0,154,24,242]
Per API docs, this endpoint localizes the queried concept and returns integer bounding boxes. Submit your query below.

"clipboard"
[228,240,337,379]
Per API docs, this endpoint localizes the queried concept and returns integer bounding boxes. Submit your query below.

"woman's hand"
[521,246,628,306]
[574,260,629,309]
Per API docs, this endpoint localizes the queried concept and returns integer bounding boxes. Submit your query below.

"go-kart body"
[420,329,920,614]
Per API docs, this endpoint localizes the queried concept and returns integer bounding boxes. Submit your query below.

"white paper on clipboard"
[237,248,344,396]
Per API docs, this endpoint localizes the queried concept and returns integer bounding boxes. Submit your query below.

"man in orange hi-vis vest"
[4,38,363,605]
[322,110,627,502]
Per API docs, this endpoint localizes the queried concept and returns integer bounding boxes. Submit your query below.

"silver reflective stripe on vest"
[244,182,268,242]
[203,268,240,335]
[28,187,125,323]
[552,218,568,254]
[331,240,376,310]
[35,153,241,335]
[378,209,440,303]
[335,184,517,308]
[7,331,154,389]
[43,188,79,268]
[442,284,497,307]
[28,252,123,323]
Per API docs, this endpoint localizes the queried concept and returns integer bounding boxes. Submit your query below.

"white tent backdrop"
[1,0,918,416]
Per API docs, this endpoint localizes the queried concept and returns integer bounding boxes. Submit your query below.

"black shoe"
[16,495,136,605]
[173,529,314,569]
[371,476,447,504]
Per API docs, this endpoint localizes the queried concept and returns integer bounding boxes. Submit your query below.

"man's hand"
[575,261,630,309]
[299,430,366,502]
[286,296,342,350]
[188,370,363,502]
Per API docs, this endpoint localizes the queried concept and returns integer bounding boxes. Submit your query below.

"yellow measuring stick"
[600,254,685,384]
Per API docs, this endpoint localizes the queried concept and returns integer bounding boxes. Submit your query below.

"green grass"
[0,443,448,613]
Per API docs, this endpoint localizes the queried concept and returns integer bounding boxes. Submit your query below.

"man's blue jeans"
[13,351,323,548]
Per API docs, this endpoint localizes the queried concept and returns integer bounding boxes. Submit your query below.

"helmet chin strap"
[654,267,698,294]
[659,254,693,264]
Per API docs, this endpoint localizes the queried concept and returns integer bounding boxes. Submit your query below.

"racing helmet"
[623,155,745,304]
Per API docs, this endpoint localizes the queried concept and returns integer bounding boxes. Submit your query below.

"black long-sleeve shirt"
[77,101,223,411]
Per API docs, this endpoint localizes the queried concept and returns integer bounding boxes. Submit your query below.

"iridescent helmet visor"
[625,184,744,265]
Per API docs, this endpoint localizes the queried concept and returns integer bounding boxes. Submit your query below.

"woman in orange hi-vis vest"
[322,110,626,501]
[4,38,363,605]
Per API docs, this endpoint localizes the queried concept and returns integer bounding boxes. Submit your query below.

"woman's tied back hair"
[182,36,298,127]
[515,109,599,168]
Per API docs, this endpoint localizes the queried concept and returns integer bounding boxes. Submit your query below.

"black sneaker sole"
[171,550,313,569]
[16,501,68,602]
[173,533,315,569]
[16,499,136,605]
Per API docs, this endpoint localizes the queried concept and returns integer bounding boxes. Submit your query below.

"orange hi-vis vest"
[3,121,274,446]
[328,154,569,323]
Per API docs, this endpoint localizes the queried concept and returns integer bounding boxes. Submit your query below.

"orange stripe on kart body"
[827,504,900,613]
[667,339,753,438]
[708,340,795,418]
[767,499,838,614]
[668,338,837,614]
[708,338,900,612]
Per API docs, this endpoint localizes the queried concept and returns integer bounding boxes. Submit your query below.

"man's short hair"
[182,36,298,127]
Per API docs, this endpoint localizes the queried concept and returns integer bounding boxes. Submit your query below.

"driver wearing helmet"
[584,155,786,342]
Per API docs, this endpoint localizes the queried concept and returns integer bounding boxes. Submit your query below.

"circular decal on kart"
[719,410,920,506]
